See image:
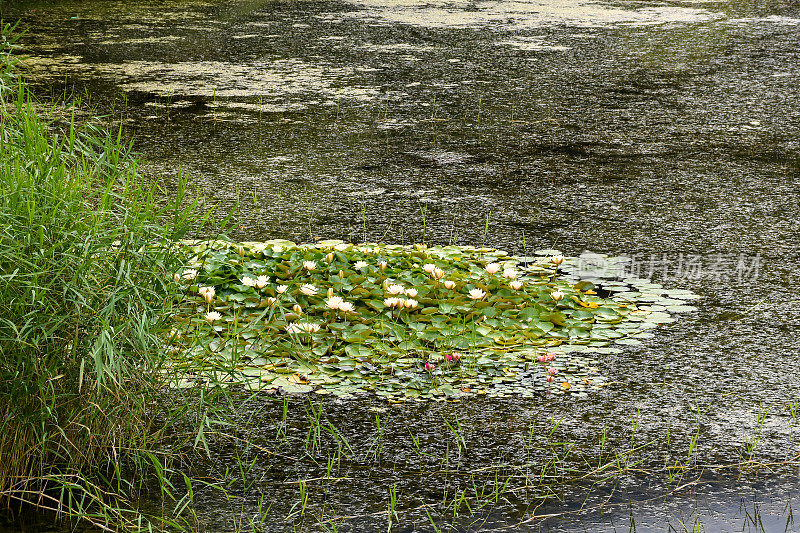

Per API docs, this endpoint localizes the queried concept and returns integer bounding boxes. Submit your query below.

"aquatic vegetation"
[165,240,698,400]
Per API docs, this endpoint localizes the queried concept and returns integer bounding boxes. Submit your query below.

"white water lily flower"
[205,311,222,322]
[303,260,317,271]
[443,280,456,290]
[485,263,500,275]
[550,290,565,302]
[300,284,318,296]
[354,260,368,270]
[326,296,344,310]
[383,297,402,308]
[182,269,198,280]
[432,267,445,280]
[509,280,523,291]
[337,301,356,313]
[469,288,486,300]
[423,263,436,274]
[287,322,320,334]
[503,269,518,280]
[198,286,215,303]
[551,255,565,266]
[387,284,405,295]
[265,297,277,306]
[255,275,269,289]
[241,276,257,287]
[404,298,419,309]
[405,288,418,298]
[276,284,288,294]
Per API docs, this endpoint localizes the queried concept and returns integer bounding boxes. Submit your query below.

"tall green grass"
[0,20,207,529]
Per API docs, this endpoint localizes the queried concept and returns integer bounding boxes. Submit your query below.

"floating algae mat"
[163,240,699,400]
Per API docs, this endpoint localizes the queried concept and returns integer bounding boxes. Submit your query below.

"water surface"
[2,0,800,529]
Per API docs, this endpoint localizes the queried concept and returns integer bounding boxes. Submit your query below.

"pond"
[2,0,799,530]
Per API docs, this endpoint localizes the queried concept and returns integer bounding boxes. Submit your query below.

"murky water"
[2,0,800,530]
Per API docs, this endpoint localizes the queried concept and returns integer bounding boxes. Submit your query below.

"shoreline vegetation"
[2,21,799,533]
[0,21,212,530]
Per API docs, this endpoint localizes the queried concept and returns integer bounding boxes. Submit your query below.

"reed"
[0,20,205,528]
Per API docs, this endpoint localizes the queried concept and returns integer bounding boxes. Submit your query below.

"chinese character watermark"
[574,251,760,283]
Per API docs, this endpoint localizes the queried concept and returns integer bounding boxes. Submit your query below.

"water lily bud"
[547,375,554,383]
[325,252,334,263]
[293,304,302,315]
[236,245,245,257]
[551,255,564,266]
[443,280,456,290]
[405,288,418,298]
[424,361,435,372]
[199,286,215,303]
[550,290,565,302]
[339,269,344,279]
[433,267,445,280]
[382,279,390,290]
[380,261,387,271]
[423,263,436,274]
[327,287,334,299]
[265,297,277,306]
